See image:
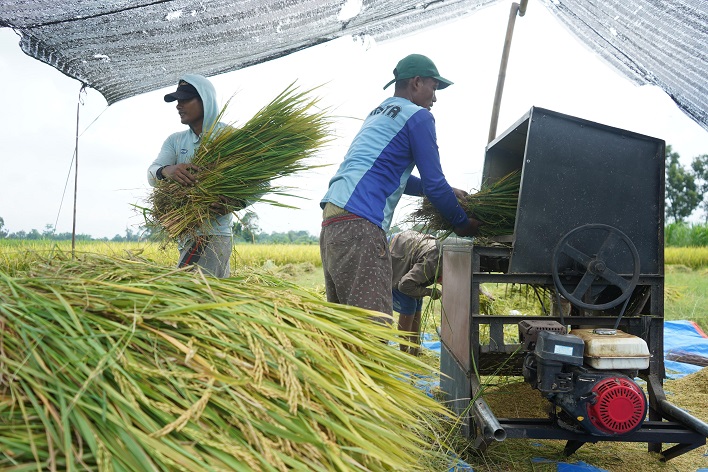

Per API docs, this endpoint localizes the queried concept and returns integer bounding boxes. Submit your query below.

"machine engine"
[520,321,649,436]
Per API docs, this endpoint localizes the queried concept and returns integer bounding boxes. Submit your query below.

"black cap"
[164,81,200,102]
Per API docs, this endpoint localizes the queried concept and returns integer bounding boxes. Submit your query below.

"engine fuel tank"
[570,328,650,370]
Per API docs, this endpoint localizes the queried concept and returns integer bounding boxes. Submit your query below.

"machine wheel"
[552,224,640,311]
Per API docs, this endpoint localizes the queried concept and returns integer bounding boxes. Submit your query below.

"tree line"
[0,211,318,245]
[665,145,708,223]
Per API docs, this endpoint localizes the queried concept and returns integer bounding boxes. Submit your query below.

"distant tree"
[232,222,243,241]
[232,211,260,243]
[266,232,290,244]
[665,145,701,223]
[42,224,55,239]
[254,231,318,244]
[0,217,7,238]
[286,230,312,244]
[691,154,708,222]
[137,225,156,241]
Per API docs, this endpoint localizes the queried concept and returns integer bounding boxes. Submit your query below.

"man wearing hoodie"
[147,74,233,278]
[319,54,481,321]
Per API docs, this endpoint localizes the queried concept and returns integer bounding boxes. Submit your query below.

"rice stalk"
[144,83,333,242]
[1,253,458,471]
[410,170,521,238]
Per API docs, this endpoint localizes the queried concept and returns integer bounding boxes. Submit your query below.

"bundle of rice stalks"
[410,170,521,239]
[0,254,458,471]
[145,83,332,241]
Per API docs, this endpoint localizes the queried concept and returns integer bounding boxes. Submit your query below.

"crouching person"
[390,230,442,356]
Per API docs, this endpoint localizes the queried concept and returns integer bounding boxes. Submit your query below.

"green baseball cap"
[383,54,453,90]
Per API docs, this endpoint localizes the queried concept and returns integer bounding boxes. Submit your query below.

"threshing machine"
[440,107,708,460]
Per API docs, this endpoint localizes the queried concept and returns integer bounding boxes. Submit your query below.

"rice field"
[0,240,321,275]
[1,240,705,271]
[665,246,708,269]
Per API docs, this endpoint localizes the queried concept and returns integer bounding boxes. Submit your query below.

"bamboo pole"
[488,0,528,144]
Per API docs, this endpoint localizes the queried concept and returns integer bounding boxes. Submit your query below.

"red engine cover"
[587,377,646,434]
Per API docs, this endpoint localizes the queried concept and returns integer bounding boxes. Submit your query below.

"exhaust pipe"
[473,397,507,441]
[470,376,507,441]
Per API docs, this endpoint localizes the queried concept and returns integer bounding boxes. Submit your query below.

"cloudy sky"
[2,1,707,239]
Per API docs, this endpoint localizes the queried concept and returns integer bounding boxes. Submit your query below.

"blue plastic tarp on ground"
[556,461,609,471]
[447,457,473,471]
[663,320,708,378]
[532,458,610,471]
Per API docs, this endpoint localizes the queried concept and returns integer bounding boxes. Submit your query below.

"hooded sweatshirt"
[147,74,232,237]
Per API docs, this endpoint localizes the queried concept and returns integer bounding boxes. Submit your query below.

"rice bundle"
[0,254,456,471]
[146,83,332,241]
[410,170,521,238]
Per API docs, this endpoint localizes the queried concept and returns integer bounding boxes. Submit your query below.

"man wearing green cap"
[319,54,481,321]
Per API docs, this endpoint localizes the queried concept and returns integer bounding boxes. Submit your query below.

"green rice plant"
[0,253,457,471]
[0,240,178,276]
[0,240,323,274]
[144,83,333,241]
[232,243,321,267]
[410,171,520,238]
[665,246,708,269]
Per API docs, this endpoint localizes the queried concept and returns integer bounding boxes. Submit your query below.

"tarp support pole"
[71,85,86,259]
[488,0,528,144]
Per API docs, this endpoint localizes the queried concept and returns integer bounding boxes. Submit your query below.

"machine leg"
[563,440,586,456]
[472,426,491,452]
[660,442,704,462]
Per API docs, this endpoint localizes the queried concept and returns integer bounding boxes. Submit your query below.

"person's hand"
[209,196,249,215]
[430,286,442,300]
[162,163,200,186]
[452,187,469,200]
[231,198,248,212]
[210,196,233,216]
[453,217,483,237]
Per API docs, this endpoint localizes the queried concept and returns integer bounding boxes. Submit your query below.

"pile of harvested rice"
[0,254,457,471]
